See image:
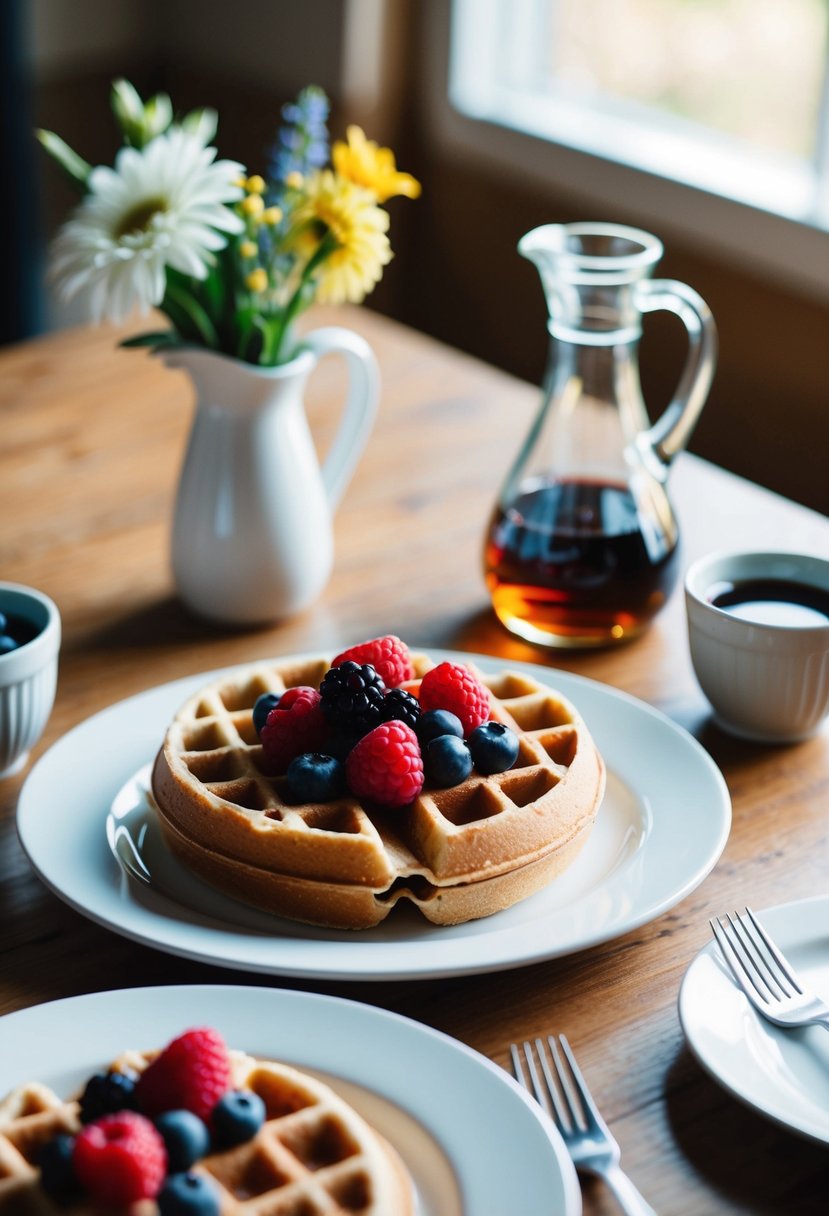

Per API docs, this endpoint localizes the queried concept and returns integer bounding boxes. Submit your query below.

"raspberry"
[332,636,414,687]
[260,686,327,774]
[319,662,386,735]
[346,721,424,807]
[419,663,491,737]
[72,1111,166,1206]
[135,1028,231,1123]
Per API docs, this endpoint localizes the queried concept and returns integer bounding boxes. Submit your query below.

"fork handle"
[602,1163,658,1216]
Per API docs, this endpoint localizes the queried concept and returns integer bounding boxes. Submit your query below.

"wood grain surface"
[1,305,828,1214]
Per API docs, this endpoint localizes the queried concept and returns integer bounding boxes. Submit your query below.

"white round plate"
[0,983,581,1216]
[18,650,730,981]
[678,897,829,1144]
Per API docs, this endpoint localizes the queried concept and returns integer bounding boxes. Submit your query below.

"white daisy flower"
[50,128,245,324]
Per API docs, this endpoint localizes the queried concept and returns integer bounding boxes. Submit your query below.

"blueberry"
[286,753,345,802]
[0,635,18,655]
[468,721,520,774]
[211,1089,266,1147]
[253,692,281,736]
[37,1133,80,1199]
[424,735,473,787]
[417,709,464,745]
[78,1070,138,1122]
[154,1109,211,1172]
[158,1171,221,1216]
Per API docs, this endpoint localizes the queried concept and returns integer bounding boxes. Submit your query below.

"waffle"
[151,653,606,928]
[0,1050,414,1215]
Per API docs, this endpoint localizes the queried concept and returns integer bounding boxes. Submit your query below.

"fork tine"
[557,1034,607,1133]
[710,915,772,1002]
[537,1038,577,1129]
[511,1041,550,1117]
[509,1042,525,1086]
[728,911,791,999]
[744,906,803,994]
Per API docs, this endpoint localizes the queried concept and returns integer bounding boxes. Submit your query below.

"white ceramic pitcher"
[162,327,378,625]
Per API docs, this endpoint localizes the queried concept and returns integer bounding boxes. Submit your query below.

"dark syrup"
[484,478,678,644]
[708,578,829,627]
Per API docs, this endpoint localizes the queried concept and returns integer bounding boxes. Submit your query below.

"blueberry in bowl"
[0,582,61,777]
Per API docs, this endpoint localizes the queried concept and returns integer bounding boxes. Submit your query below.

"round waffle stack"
[151,650,606,929]
[0,1050,414,1214]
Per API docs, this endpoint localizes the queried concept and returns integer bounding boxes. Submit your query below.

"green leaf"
[200,264,227,323]
[162,281,221,349]
[233,304,258,361]
[251,314,283,366]
[35,129,92,191]
[119,331,181,348]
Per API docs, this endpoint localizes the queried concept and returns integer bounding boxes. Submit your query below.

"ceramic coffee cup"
[0,583,61,777]
[685,551,829,743]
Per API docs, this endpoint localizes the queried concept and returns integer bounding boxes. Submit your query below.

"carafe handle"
[635,279,718,468]
[300,326,380,507]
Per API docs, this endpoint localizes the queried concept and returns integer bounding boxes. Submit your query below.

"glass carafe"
[484,222,717,648]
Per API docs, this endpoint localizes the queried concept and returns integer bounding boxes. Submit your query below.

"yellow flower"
[261,206,282,226]
[245,267,268,293]
[241,194,264,217]
[245,174,265,194]
[332,125,421,203]
[285,171,304,190]
[239,239,258,258]
[294,170,391,305]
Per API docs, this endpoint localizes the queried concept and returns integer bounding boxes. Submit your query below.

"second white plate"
[0,984,581,1216]
[18,651,731,981]
[678,896,829,1144]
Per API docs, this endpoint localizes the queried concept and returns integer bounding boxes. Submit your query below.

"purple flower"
[267,86,329,192]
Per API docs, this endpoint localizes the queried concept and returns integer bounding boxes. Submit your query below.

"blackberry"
[325,723,365,762]
[78,1070,138,1123]
[319,661,386,735]
[379,688,421,731]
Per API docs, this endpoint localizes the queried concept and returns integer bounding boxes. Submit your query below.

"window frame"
[420,0,829,304]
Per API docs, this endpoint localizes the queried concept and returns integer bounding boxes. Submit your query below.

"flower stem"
[269,230,338,364]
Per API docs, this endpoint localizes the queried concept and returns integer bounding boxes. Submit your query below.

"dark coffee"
[708,578,829,628]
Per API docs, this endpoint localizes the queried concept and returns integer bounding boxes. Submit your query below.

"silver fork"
[710,907,829,1030]
[511,1035,656,1216]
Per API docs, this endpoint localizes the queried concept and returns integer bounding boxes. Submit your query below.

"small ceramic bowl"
[685,551,829,743]
[0,583,61,777]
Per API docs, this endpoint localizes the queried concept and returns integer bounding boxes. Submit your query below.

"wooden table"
[2,305,828,1214]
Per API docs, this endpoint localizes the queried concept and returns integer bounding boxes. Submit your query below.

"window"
[431,0,829,298]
